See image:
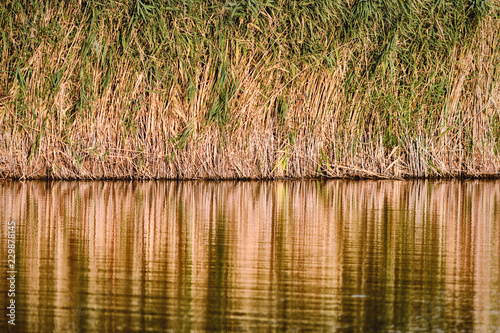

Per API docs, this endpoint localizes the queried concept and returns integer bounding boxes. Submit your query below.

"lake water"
[0,180,499,332]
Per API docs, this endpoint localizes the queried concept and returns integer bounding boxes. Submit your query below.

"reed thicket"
[0,0,499,179]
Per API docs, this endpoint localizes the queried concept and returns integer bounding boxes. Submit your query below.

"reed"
[0,0,499,179]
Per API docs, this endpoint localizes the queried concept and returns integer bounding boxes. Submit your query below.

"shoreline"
[2,174,500,181]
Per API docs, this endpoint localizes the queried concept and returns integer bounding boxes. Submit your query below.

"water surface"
[0,180,499,332]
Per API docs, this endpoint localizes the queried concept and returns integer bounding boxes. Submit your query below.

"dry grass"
[0,0,499,179]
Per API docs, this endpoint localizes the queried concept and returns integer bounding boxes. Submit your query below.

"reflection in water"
[0,180,499,332]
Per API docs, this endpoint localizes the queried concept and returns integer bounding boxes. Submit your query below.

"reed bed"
[0,0,499,179]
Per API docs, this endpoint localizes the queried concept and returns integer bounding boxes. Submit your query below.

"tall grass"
[0,0,499,179]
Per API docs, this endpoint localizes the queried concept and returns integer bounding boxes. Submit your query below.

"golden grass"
[0,1,499,179]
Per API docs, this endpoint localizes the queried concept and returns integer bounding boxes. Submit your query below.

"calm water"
[0,180,499,332]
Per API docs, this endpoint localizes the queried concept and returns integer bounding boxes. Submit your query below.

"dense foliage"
[0,0,499,179]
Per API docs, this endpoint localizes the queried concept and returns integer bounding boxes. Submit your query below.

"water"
[0,180,499,332]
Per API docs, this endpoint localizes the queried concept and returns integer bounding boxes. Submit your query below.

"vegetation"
[0,0,499,179]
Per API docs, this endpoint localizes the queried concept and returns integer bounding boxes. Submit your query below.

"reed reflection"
[0,180,499,332]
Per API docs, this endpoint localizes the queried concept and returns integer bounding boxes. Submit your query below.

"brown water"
[0,180,499,332]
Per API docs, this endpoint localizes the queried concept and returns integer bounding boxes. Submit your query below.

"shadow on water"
[0,180,499,332]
